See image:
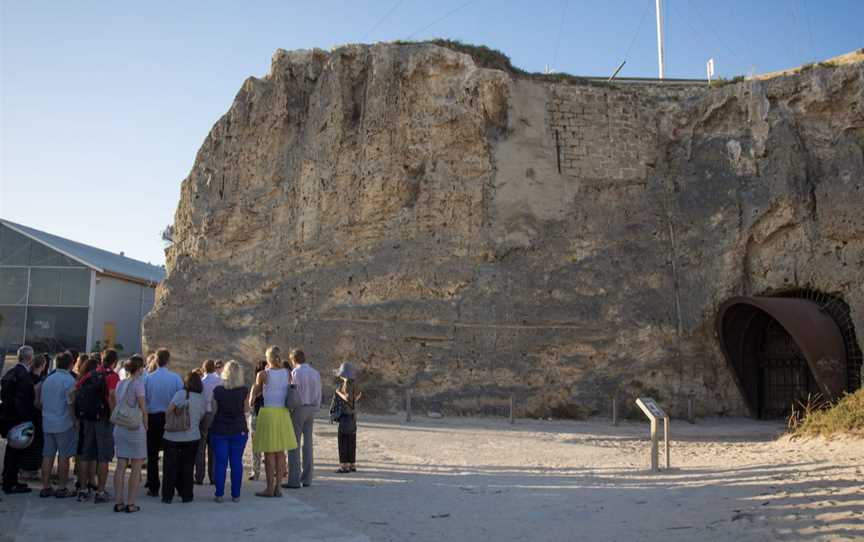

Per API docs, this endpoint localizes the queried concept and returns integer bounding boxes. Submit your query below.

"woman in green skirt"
[248,346,297,497]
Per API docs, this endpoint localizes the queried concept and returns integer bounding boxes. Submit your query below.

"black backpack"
[75,371,108,421]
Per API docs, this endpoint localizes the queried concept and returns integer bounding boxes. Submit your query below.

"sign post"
[635,397,671,472]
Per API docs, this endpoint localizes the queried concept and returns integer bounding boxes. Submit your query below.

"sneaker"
[94,491,110,504]
[77,489,91,502]
[39,488,55,498]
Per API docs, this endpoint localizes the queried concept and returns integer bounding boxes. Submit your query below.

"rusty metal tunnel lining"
[717,296,851,418]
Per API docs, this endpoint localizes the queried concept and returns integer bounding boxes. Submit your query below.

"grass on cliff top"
[392,39,612,87]
[789,388,864,439]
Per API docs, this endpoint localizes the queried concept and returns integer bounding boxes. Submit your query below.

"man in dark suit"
[1,345,38,494]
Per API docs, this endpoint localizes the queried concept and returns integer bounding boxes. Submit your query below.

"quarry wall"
[144,43,864,418]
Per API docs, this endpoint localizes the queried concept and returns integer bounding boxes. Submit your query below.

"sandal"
[125,504,140,513]
[254,491,275,498]
[113,503,125,513]
[39,488,55,498]
[55,488,73,499]
[335,467,351,474]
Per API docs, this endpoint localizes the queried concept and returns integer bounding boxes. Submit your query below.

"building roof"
[0,218,166,286]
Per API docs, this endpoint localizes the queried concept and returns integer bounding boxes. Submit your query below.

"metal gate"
[758,319,818,418]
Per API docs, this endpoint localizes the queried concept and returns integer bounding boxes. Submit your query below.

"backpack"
[75,371,108,421]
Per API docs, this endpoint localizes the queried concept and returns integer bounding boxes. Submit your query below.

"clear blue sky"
[2,0,861,266]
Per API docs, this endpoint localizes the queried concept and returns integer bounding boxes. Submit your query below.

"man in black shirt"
[1,345,38,494]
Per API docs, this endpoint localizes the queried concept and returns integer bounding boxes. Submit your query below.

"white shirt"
[201,372,223,413]
[291,363,322,409]
[262,368,289,408]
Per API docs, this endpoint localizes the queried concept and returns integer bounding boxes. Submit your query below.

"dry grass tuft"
[789,388,864,438]
[392,39,614,87]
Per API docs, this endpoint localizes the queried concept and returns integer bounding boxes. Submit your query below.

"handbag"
[165,391,191,432]
[328,394,342,423]
[284,373,302,410]
[110,380,143,430]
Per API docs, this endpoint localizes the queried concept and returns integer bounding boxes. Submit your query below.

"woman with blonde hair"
[209,361,249,502]
[146,353,158,374]
[249,346,297,497]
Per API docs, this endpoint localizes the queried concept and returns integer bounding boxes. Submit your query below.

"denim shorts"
[43,426,78,459]
[80,419,114,462]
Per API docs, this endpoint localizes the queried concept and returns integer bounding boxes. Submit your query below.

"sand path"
[1,414,861,541]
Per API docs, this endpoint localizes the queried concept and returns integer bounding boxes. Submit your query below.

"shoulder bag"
[165,391,191,432]
[284,372,302,410]
[110,379,143,430]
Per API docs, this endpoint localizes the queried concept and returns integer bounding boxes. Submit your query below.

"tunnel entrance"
[758,319,819,418]
[717,291,861,419]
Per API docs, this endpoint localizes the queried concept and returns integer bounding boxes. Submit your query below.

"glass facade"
[0,224,91,353]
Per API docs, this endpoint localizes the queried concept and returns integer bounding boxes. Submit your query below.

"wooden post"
[612,395,618,426]
[509,394,515,425]
[406,389,412,423]
[687,396,695,424]
[663,416,671,469]
[649,417,659,472]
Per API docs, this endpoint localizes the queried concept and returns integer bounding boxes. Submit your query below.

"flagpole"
[655,0,665,79]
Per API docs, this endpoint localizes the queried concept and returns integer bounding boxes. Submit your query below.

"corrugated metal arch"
[717,296,848,416]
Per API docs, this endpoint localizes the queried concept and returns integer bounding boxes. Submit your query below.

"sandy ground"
[0,413,861,541]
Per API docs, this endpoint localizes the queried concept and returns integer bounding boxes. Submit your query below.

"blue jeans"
[210,433,248,498]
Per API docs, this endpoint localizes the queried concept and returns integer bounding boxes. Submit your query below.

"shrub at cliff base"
[793,389,864,438]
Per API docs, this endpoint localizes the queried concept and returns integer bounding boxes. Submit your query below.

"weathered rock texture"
[144,44,864,418]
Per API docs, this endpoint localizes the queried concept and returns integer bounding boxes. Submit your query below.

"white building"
[0,219,165,355]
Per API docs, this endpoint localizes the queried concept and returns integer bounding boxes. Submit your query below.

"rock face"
[144,44,864,418]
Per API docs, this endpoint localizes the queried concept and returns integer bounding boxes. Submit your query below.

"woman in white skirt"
[112,355,148,513]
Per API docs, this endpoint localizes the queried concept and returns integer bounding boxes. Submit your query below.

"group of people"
[0,343,361,513]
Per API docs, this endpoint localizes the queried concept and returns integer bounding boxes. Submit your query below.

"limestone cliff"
[144,43,864,417]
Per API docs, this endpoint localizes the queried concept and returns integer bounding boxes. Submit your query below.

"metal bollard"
[406,389,412,423]
[612,395,618,426]
[509,394,515,425]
